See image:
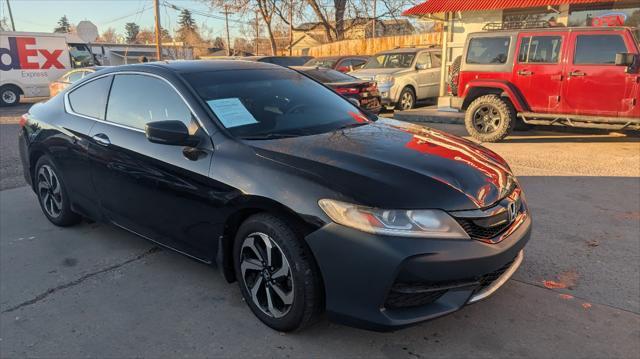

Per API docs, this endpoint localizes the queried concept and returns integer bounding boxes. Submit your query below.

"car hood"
[349,68,408,79]
[246,119,514,211]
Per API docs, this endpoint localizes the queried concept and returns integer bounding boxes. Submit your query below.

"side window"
[106,74,192,130]
[467,37,510,64]
[519,36,562,63]
[67,76,112,120]
[416,52,431,68]
[574,35,627,65]
[431,53,441,68]
[350,59,367,70]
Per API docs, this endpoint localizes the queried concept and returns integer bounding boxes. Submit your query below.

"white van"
[0,31,95,106]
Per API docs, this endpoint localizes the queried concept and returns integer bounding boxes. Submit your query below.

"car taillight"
[336,87,360,95]
[19,114,28,128]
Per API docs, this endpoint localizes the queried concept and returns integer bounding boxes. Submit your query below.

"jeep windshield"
[364,53,415,69]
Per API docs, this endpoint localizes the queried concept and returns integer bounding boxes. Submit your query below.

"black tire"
[448,56,462,96]
[34,155,81,226]
[464,95,515,142]
[0,85,20,107]
[233,213,322,332]
[395,86,415,111]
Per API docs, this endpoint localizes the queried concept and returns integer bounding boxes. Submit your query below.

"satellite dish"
[77,21,99,43]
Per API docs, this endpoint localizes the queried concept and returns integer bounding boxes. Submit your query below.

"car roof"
[312,55,368,60]
[377,47,440,54]
[123,60,284,73]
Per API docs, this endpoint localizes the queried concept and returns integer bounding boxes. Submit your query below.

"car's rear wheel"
[34,156,81,226]
[396,87,415,111]
[0,85,20,107]
[233,213,322,332]
[465,95,514,142]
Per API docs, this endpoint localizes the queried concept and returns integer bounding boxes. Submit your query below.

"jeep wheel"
[396,87,415,111]
[465,95,514,142]
[0,85,20,107]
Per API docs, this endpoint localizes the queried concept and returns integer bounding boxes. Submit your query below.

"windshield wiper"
[239,132,304,140]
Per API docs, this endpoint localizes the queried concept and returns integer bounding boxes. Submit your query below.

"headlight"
[375,74,395,85]
[318,199,470,239]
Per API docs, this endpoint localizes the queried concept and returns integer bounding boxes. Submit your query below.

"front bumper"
[304,212,531,331]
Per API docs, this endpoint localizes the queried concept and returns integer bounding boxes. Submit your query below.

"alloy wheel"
[37,165,63,218]
[400,91,413,110]
[1,90,17,105]
[472,105,502,133]
[240,232,294,318]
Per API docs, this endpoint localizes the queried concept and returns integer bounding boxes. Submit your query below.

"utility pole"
[153,0,162,61]
[288,0,293,56]
[223,5,231,56]
[6,0,16,31]
[371,0,376,38]
[255,11,259,55]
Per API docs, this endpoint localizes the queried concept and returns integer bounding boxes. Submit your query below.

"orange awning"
[403,0,617,16]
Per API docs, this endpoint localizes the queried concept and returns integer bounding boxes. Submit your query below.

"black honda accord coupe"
[18,60,531,332]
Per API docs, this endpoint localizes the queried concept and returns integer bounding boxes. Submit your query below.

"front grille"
[472,258,515,295]
[385,256,517,309]
[455,217,511,240]
[385,288,447,309]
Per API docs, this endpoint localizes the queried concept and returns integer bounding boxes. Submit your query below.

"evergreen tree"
[54,15,71,33]
[178,9,196,32]
[125,22,140,43]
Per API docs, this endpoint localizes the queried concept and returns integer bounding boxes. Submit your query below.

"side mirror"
[615,53,636,66]
[145,120,199,147]
[416,63,429,70]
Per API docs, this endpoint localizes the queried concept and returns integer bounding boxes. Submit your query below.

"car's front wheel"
[396,87,415,111]
[34,155,81,226]
[0,85,20,107]
[233,213,322,332]
[465,95,515,142]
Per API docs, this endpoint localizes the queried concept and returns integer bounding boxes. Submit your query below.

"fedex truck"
[0,31,95,106]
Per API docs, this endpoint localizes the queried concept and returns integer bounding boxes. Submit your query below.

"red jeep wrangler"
[449,26,640,142]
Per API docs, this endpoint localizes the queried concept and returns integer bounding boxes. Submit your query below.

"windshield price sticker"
[207,98,258,128]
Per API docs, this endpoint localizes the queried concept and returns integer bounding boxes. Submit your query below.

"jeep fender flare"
[460,80,529,112]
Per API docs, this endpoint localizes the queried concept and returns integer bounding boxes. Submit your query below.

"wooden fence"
[293,32,442,57]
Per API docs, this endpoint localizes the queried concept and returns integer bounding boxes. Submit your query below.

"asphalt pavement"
[0,104,639,358]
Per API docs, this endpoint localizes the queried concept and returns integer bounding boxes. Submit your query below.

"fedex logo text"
[0,37,65,71]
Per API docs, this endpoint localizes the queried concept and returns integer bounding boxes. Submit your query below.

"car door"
[60,75,113,220]
[562,31,630,116]
[512,33,566,113]
[88,73,220,260]
[415,52,439,99]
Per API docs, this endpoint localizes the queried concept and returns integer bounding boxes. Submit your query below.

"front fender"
[461,79,529,112]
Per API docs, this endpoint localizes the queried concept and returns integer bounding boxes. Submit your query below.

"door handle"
[569,70,586,77]
[92,133,111,146]
[517,70,533,76]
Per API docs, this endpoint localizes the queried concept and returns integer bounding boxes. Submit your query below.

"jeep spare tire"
[465,95,515,142]
[448,56,462,96]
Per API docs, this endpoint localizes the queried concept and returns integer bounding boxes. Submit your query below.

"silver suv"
[349,47,441,110]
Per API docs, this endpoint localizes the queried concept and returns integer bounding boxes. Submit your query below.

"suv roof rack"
[483,21,550,31]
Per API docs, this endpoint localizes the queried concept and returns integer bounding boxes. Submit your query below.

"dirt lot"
[1,103,639,358]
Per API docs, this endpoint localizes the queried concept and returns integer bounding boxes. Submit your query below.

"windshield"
[304,58,338,68]
[184,69,372,139]
[364,53,415,69]
[68,43,95,68]
[302,68,356,83]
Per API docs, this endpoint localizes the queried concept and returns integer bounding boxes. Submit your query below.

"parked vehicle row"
[19,60,530,332]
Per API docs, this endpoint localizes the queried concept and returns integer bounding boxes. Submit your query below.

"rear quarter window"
[466,37,511,64]
[67,76,112,120]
